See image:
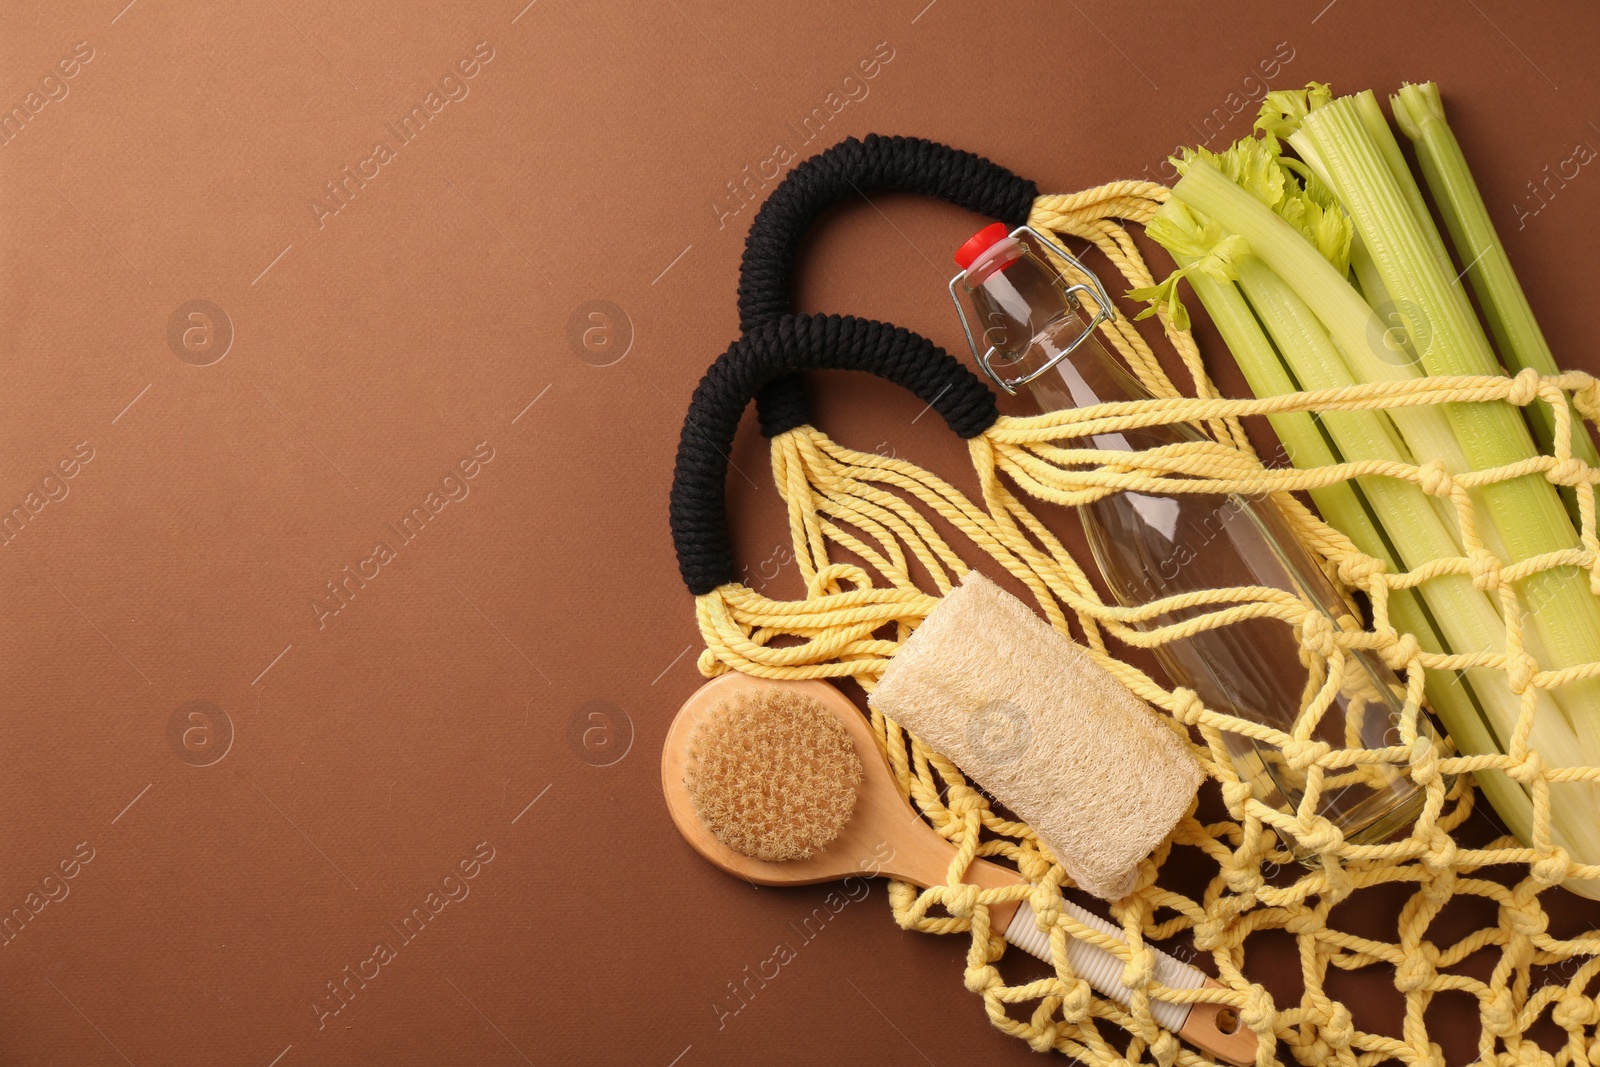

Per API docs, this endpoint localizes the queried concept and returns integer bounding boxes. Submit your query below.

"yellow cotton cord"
[690,182,1600,1066]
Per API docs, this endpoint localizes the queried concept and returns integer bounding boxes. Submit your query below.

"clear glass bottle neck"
[1008,329,1155,416]
[967,248,1154,414]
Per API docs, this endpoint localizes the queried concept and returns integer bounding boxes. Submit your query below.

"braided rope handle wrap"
[735,134,1037,437]
[670,313,996,595]
[680,174,1600,1064]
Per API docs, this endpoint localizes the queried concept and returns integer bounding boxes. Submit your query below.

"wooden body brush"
[662,672,1256,1065]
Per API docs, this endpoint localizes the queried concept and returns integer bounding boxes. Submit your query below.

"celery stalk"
[1351,91,1458,281]
[1179,265,1389,547]
[1273,86,1455,283]
[1348,237,1388,307]
[1183,265,1450,679]
[1156,100,1600,887]
[1298,95,1600,767]
[1171,161,1472,477]
[1176,147,1600,763]
[1391,81,1600,507]
[1181,262,1586,856]
[1230,256,1594,781]
[1346,235,1465,541]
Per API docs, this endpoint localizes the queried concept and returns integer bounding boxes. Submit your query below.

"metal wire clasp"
[947,225,1116,395]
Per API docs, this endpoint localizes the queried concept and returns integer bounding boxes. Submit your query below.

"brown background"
[4,1,1600,1064]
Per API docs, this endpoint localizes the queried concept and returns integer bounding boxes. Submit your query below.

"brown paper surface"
[4,1,1599,1062]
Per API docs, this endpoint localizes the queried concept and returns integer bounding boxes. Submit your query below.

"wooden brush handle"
[956,858,1255,1066]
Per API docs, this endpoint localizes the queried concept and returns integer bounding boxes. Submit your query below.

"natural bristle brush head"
[684,685,864,862]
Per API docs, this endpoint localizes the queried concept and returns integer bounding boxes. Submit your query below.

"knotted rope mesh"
[690,181,1600,1066]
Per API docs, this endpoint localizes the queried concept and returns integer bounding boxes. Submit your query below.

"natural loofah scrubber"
[871,571,1203,901]
[684,685,864,861]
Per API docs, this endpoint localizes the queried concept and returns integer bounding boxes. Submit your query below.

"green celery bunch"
[1132,88,1600,895]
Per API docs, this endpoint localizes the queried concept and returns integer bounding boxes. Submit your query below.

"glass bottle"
[950,223,1441,857]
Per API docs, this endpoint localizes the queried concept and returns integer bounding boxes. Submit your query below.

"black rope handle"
[738,134,1038,436]
[738,135,1039,330]
[670,313,998,595]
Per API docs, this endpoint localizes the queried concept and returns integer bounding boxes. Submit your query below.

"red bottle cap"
[954,222,1013,270]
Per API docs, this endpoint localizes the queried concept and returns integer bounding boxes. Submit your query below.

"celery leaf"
[1256,81,1334,139]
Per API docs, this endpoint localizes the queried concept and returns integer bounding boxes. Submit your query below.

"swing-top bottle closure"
[948,223,1116,395]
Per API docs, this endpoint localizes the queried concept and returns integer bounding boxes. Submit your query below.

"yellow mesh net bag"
[669,136,1600,1067]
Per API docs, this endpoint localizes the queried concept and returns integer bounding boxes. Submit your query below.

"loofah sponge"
[871,571,1203,900]
[685,685,864,861]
